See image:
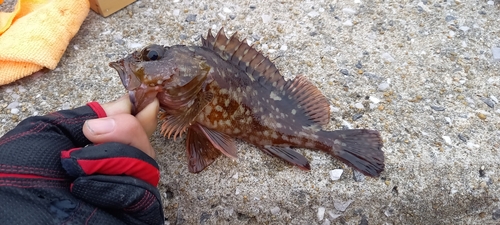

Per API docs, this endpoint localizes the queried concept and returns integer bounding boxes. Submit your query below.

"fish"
[109,28,385,177]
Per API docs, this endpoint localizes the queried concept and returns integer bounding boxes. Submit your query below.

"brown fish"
[109,28,384,177]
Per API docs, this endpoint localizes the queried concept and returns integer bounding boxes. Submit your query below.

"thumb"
[82,114,156,158]
[100,95,160,138]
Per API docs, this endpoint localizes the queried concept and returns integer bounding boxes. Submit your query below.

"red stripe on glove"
[77,157,160,187]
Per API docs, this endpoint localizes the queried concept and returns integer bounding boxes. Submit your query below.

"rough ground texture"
[1,0,500,224]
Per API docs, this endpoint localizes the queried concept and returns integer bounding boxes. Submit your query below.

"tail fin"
[319,129,384,177]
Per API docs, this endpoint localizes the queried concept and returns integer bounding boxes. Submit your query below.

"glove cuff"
[61,143,160,186]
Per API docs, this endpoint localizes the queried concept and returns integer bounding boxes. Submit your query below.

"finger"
[82,114,156,158]
[135,98,159,137]
[100,95,159,137]
[100,95,132,116]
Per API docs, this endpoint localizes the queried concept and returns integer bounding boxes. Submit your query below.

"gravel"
[1,0,500,224]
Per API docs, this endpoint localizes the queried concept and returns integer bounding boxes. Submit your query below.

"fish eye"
[141,45,164,61]
[146,50,159,60]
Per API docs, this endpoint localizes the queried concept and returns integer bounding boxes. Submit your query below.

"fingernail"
[86,118,116,135]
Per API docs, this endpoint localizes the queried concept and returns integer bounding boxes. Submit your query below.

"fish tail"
[318,129,384,177]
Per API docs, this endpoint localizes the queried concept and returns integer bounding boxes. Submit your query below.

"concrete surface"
[1,0,500,224]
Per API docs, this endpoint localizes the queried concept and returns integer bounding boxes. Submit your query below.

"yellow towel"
[0,0,89,86]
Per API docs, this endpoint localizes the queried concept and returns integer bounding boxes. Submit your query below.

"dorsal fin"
[201,28,330,126]
[201,28,284,86]
[283,75,331,126]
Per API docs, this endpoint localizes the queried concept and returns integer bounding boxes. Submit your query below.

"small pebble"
[11,108,19,114]
[62,102,71,110]
[417,2,430,12]
[442,136,452,145]
[330,105,340,112]
[352,113,363,121]
[378,82,390,91]
[128,42,143,48]
[342,120,353,129]
[322,219,331,225]
[343,20,353,26]
[334,200,354,212]
[308,11,320,18]
[340,69,349,75]
[185,14,197,22]
[270,206,280,215]
[457,134,468,142]
[369,96,381,104]
[261,14,272,23]
[381,52,395,62]
[477,112,487,120]
[467,142,479,149]
[492,47,500,61]
[223,7,232,13]
[329,169,343,181]
[430,105,445,111]
[445,15,456,22]
[114,39,125,45]
[328,211,341,220]
[459,26,470,32]
[490,95,498,103]
[354,103,364,109]
[342,8,356,14]
[7,101,19,109]
[353,170,365,182]
[492,209,500,220]
[317,207,325,220]
[481,97,495,108]
[173,9,180,16]
[355,61,363,69]
[479,166,486,177]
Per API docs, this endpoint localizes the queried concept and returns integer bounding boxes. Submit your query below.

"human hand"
[0,95,164,225]
[83,95,159,158]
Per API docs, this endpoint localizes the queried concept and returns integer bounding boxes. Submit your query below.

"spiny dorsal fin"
[283,75,331,126]
[201,28,330,126]
[201,28,284,86]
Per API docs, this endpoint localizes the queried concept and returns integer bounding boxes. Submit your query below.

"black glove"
[0,102,164,225]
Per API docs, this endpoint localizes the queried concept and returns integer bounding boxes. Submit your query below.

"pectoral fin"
[186,126,222,173]
[261,145,311,170]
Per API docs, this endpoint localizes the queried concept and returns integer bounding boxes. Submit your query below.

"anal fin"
[196,124,238,159]
[186,126,222,173]
[261,145,311,170]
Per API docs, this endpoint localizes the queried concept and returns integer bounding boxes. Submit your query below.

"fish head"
[110,44,198,114]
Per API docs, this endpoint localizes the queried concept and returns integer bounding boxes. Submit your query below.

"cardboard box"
[89,0,136,17]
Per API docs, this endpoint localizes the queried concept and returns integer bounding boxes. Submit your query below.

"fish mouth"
[109,60,140,114]
[109,61,128,89]
[109,60,158,115]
